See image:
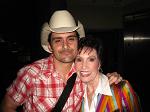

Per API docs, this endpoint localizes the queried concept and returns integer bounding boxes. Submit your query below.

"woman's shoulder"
[111,80,132,91]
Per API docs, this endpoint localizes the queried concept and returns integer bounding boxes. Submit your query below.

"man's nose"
[62,40,69,49]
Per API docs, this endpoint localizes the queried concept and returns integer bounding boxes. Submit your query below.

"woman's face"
[75,47,101,83]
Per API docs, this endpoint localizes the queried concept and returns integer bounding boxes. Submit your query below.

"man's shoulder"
[28,57,51,66]
[18,57,51,76]
[32,57,50,65]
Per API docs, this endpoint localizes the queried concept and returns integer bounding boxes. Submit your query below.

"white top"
[83,74,112,112]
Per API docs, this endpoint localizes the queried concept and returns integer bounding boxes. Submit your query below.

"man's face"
[49,32,78,63]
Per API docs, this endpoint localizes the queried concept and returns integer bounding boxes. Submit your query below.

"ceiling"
[65,0,150,30]
[0,0,150,32]
[67,0,150,14]
[67,0,139,7]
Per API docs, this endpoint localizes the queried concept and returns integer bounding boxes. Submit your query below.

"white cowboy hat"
[41,10,85,53]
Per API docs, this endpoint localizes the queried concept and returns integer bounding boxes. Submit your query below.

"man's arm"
[1,94,18,112]
[106,72,123,85]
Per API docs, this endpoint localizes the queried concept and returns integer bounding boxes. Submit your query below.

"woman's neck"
[86,73,100,107]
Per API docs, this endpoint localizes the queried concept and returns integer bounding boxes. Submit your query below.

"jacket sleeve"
[120,80,142,112]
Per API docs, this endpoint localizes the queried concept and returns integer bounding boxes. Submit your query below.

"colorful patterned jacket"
[80,80,142,112]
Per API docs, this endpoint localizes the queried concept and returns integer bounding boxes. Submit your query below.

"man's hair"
[47,31,80,44]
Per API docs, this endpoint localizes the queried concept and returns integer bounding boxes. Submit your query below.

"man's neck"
[54,59,73,83]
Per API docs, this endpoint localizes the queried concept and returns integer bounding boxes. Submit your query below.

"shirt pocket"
[32,94,57,111]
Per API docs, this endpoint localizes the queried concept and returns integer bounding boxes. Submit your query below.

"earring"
[50,49,53,52]
[99,68,103,73]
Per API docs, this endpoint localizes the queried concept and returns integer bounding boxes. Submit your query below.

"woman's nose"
[82,61,87,69]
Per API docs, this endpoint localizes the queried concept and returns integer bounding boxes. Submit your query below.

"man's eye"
[69,37,75,40]
[68,37,76,42]
[54,39,61,43]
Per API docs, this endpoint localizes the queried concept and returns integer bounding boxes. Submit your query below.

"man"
[1,10,122,112]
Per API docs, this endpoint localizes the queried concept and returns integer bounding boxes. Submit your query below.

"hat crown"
[49,10,77,29]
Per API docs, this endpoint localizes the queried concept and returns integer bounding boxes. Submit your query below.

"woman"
[75,37,141,112]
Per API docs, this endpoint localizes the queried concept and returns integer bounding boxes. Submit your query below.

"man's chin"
[61,58,74,63]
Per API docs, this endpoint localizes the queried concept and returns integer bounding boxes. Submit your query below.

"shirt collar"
[41,55,54,78]
[95,74,112,96]
[48,54,76,77]
[39,55,76,81]
[83,74,112,98]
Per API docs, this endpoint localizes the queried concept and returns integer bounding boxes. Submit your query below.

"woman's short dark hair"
[78,36,103,61]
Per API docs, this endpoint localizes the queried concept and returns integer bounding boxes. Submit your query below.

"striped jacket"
[80,80,142,112]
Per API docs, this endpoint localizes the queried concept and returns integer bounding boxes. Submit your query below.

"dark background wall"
[123,13,150,111]
[0,0,150,111]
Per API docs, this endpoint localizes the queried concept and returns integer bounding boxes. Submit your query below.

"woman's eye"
[89,58,95,62]
[75,58,82,62]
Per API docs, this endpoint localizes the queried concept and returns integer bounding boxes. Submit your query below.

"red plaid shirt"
[7,55,84,112]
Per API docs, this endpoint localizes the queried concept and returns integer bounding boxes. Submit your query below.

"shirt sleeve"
[7,66,33,105]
